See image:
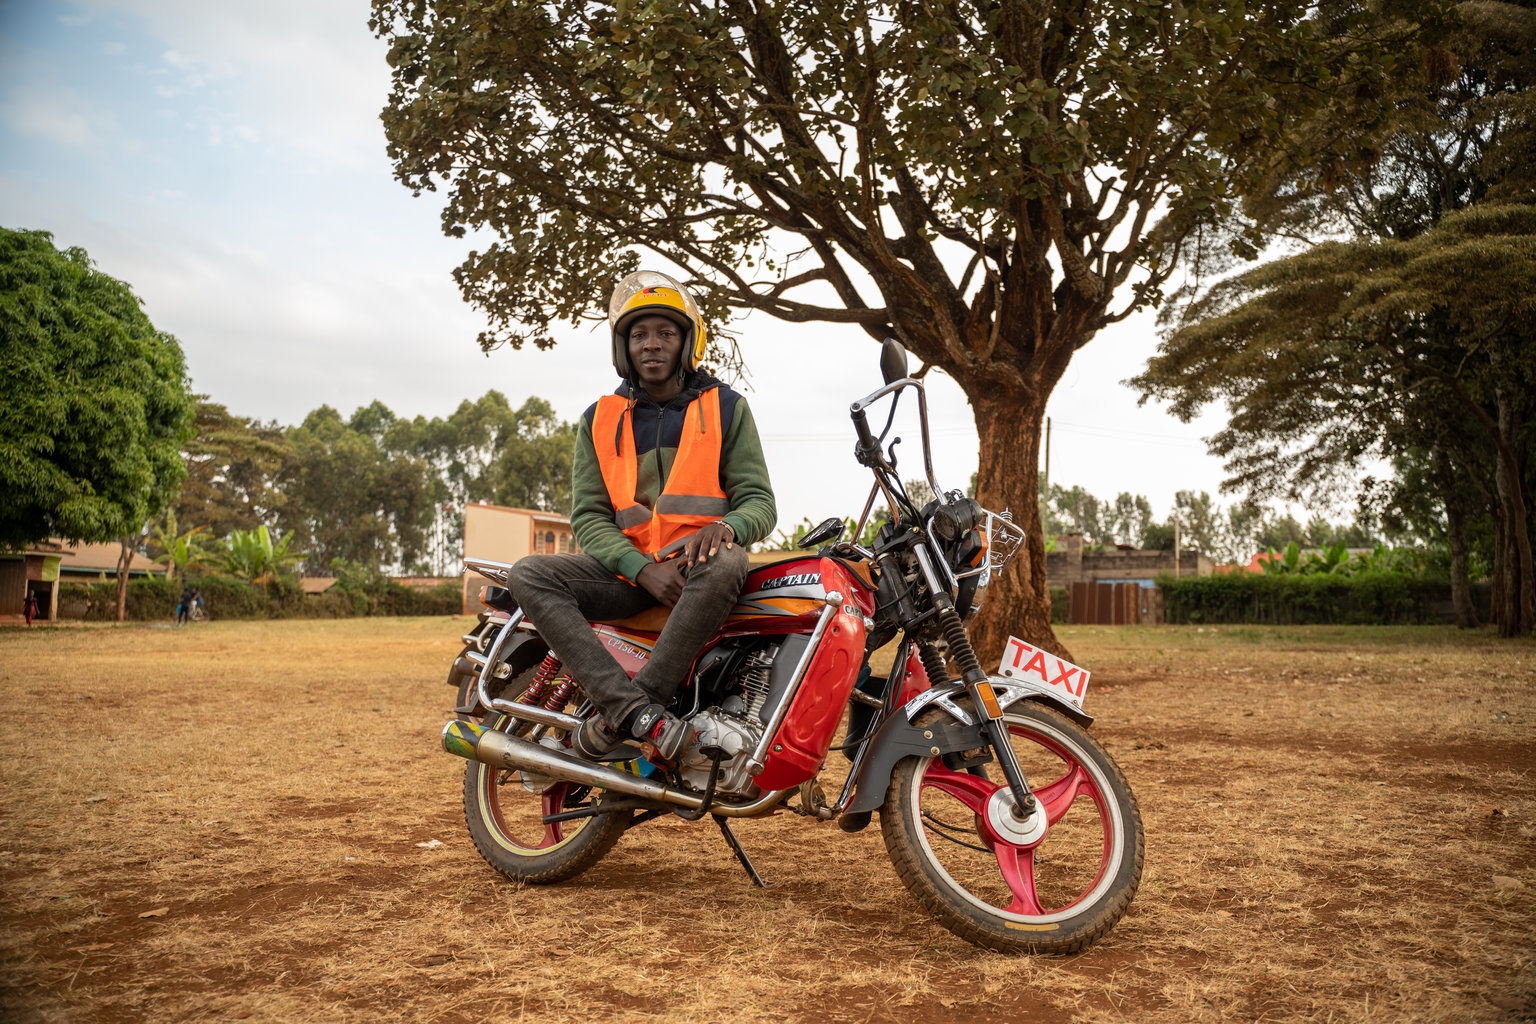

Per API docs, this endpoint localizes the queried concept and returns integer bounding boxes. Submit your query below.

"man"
[507,271,776,766]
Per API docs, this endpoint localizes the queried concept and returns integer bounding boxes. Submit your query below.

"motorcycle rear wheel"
[463,709,631,884]
[881,702,1143,954]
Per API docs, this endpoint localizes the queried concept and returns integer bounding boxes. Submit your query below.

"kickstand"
[715,817,770,888]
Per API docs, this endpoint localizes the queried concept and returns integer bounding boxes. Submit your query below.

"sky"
[0,0,1259,541]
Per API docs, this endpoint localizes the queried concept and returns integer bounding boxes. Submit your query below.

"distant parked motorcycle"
[442,339,1143,953]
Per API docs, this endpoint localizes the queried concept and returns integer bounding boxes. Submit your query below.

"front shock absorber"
[917,642,949,687]
[937,605,985,683]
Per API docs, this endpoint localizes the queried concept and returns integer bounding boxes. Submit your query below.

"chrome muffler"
[441,720,785,817]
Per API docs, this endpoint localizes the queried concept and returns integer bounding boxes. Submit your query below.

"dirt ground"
[0,617,1532,1024]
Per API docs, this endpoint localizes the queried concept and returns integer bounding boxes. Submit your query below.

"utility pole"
[1043,416,1051,494]
[1173,513,1181,578]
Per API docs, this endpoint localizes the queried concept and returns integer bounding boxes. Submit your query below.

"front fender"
[842,698,985,815]
[841,675,1094,817]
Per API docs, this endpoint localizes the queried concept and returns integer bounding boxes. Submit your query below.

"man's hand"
[684,520,735,568]
[636,560,686,608]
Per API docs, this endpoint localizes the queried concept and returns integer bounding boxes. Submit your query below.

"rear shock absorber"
[541,677,578,714]
[517,653,563,706]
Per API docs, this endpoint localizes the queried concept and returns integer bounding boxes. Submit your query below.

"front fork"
[970,680,1038,817]
[911,545,1037,818]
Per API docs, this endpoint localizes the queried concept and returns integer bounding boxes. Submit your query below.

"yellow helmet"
[608,271,708,379]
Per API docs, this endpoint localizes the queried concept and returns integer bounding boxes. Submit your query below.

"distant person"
[191,588,205,621]
[24,591,37,626]
[506,271,776,767]
[177,585,193,626]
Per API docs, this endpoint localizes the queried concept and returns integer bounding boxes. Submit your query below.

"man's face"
[627,314,685,393]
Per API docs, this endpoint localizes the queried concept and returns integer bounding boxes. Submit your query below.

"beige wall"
[460,503,577,614]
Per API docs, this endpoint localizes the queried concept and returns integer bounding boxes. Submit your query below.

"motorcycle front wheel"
[463,709,631,885]
[881,702,1143,954]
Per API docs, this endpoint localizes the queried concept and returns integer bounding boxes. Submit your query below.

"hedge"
[1159,572,1492,625]
[56,577,461,621]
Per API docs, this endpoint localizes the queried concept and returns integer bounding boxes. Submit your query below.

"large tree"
[0,227,195,619]
[171,400,291,539]
[371,0,1417,657]
[279,404,436,574]
[1134,4,1536,635]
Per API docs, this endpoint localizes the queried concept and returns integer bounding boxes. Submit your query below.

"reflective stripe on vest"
[592,389,729,557]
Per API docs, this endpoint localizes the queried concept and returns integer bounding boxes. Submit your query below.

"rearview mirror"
[798,517,845,549]
[879,337,909,385]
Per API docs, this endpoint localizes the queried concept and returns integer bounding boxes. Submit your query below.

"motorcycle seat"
[592,606,672,633]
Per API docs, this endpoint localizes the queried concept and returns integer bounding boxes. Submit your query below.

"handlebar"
[848,377,943,499]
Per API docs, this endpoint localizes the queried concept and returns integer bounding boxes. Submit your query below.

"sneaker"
[629,704,695,767]
[571,714,623,760]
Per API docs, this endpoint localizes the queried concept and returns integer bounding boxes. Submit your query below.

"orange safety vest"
[591,389,730,558]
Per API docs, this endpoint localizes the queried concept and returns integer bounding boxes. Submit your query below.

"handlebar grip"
[851,404,880,464]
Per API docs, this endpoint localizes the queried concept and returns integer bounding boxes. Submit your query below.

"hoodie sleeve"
[570,411,653,583]
[718,397,777,547]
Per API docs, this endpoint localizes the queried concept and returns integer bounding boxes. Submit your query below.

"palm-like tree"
[148,510,212,582]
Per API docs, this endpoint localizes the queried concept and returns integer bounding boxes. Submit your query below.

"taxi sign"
[997,635,1090,710]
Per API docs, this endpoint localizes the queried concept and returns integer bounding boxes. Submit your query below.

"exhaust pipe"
[442,719,736,812]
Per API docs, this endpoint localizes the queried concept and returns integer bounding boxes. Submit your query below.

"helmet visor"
[607,271,701,330]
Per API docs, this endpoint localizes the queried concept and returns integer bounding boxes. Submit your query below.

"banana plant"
[148,511,212,581]
[220,526,304,588]
[1260,541,1301,574]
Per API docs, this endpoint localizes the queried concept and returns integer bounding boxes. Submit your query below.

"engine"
[678,645,782,797]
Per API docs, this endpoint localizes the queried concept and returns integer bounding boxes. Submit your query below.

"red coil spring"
[517,653,563,706]
[542,678,578,713]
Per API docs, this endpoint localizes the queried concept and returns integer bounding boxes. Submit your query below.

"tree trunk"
[968,384,1072,664]
[115,538,133,623]
[1435,448,1478,629]
[1493,389,1534,637]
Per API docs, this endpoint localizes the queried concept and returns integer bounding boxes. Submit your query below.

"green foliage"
[278,405,434,573]
[372,1,1419,358]
[76,576,178,621]
[1038,479,1382,564]
[58,571,458,621]
[1134,8,1536,633]
[146,509,213,580]
[0,228,196,548]
[182,574,272,619]
[219,525,303,584]
[1161,572,1491,625]
[172,401,290,538]
[371,0,1428,648]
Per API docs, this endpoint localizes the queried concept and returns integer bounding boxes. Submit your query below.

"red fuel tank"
[752,558,868,790]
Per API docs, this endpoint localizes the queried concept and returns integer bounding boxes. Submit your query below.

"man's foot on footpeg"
[571,714,623,759]
[629,704,694,767]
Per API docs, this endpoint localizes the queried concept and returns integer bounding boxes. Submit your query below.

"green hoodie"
[570,370,777,583]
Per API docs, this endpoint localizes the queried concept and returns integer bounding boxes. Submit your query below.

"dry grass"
[1,618,1532,1023]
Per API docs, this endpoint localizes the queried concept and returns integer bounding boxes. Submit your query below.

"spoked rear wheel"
[881,702,1143,953]
[463,710,631,884]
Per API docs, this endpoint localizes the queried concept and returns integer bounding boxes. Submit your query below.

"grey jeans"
[505,547,750,730]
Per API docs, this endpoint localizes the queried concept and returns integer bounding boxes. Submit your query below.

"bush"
[1049,585,1069,624]
[377,580,460,616]
[1160,572,1492,625]
[57,571,461,621]
[183,574,271,619]
[80,577,178,620]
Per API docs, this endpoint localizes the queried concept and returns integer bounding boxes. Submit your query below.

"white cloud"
[0,89,96,146]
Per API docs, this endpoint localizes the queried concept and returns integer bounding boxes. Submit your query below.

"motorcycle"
[441,339,1143,953]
